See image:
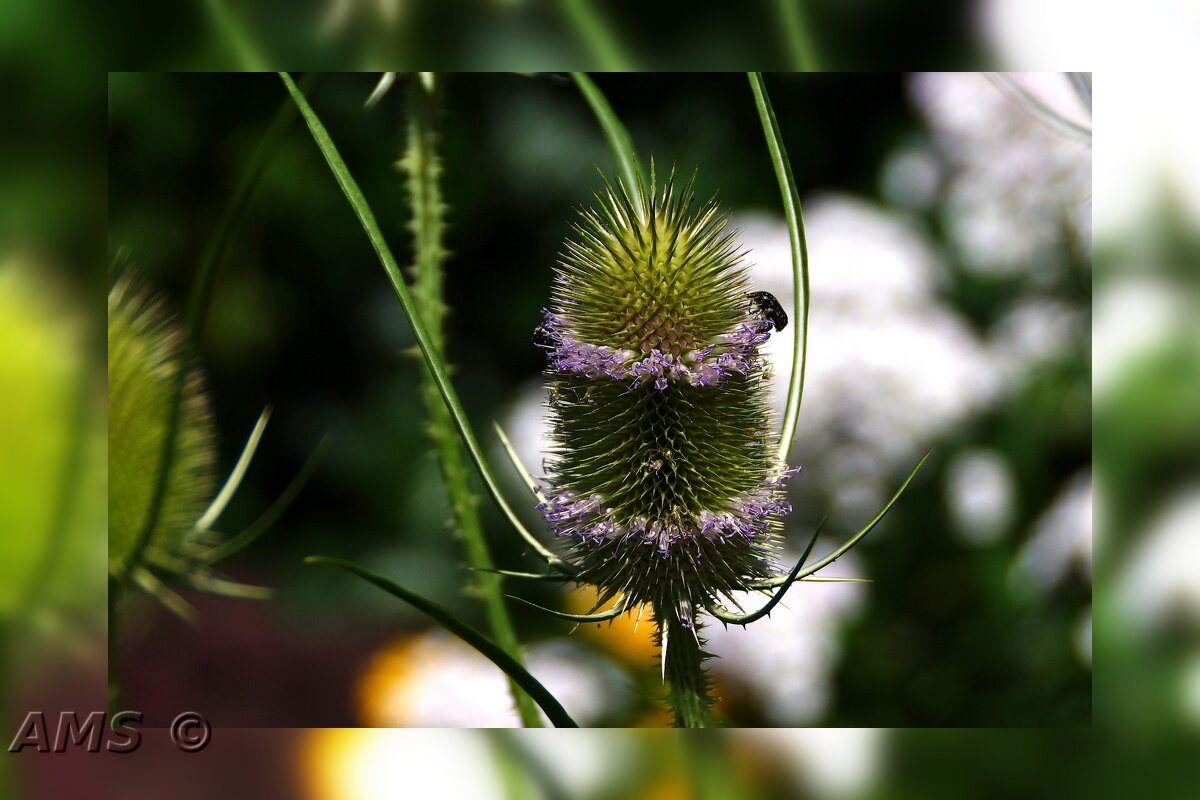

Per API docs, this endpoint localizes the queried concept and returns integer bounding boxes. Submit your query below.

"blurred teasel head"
[108,273,271,616]
[534,166,797,721]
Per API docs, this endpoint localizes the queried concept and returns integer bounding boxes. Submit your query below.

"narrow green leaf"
[195,407,271,533]
[493,420,548,505]
[571,73,645,218]
[705,516,824,626]
[201,0,268,71]
[122,84,300,583]
[775,0,822,71]
[558,3,637,72]
[505,594,628,623]
[278,73,563,571]
[470,567,568,582]
[305,556,579,728]
[201,432,331,566]
[748,72,810,466]
[752,450,932,588]
[402,81,542,728]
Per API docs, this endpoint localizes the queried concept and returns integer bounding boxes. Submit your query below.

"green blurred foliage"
[107,1,987,72]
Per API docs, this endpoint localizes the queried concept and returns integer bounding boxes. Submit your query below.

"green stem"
[277,73,561,569]
[775,0,821,71]
[120,84,301,583]
[401,79,541,728]
[656,604,714,728]
[570,73,646,217]
[748,72,810,465]
[557,0,637,71]
[112,83,300,712]
[202,0,269,71]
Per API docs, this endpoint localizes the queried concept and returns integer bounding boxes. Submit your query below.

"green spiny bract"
[537,168,797,724]
[108,274,216,579]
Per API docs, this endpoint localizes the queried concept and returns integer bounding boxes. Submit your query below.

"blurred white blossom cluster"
[357,631,632,727]
[909,72,1091,279]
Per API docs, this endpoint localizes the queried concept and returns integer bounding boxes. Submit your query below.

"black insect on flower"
[747,290,788,332]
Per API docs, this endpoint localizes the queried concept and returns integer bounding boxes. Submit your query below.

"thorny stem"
[279,73,562,570]
[401,78,542,727]
[656,605,714,728]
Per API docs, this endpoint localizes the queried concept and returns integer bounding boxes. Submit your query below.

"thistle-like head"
[537,167,797,631]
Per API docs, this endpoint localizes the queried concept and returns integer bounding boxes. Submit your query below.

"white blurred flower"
[977,0,1095,69]
[1009,469,1092,595]
[305,729,502,800]
[1093,275,1191,399]
[909,72,1091,279]
[705,546,865,725]
[744,728,883,799]
[498,378,554,487]
[945,448,1016,546]
[518,732,635,797]
[736,199,1000,519]
[989,295,1087,381]
[1116,487,1200,629]
[1183,653,1200,728]
[359,630,629,727]
[879,143,942,210]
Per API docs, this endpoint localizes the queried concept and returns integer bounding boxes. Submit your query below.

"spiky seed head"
[107,274,216,578]
[538,168,797,631]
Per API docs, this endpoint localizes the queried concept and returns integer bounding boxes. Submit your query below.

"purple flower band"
[537,466,800,557]
[538,309,774,390]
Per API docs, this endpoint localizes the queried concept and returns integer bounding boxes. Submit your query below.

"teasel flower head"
[535,166,797,724]
[108,273,272,618]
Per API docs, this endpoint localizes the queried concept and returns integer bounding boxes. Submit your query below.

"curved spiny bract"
[538,168,797,725]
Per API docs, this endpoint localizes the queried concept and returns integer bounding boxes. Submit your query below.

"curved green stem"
[505,594,628,623]
[775,0,821,71]
[121,84,300,583]
[493,421,548,505]
[749,72,810,466]
[706,516,824,625]
[202,0,269,71]
[558,2,636,71]
[749,450,931,589]
[402,79,541,728]
[571,73,645,218]
[278,73,563,571]
[307,557,578,727]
